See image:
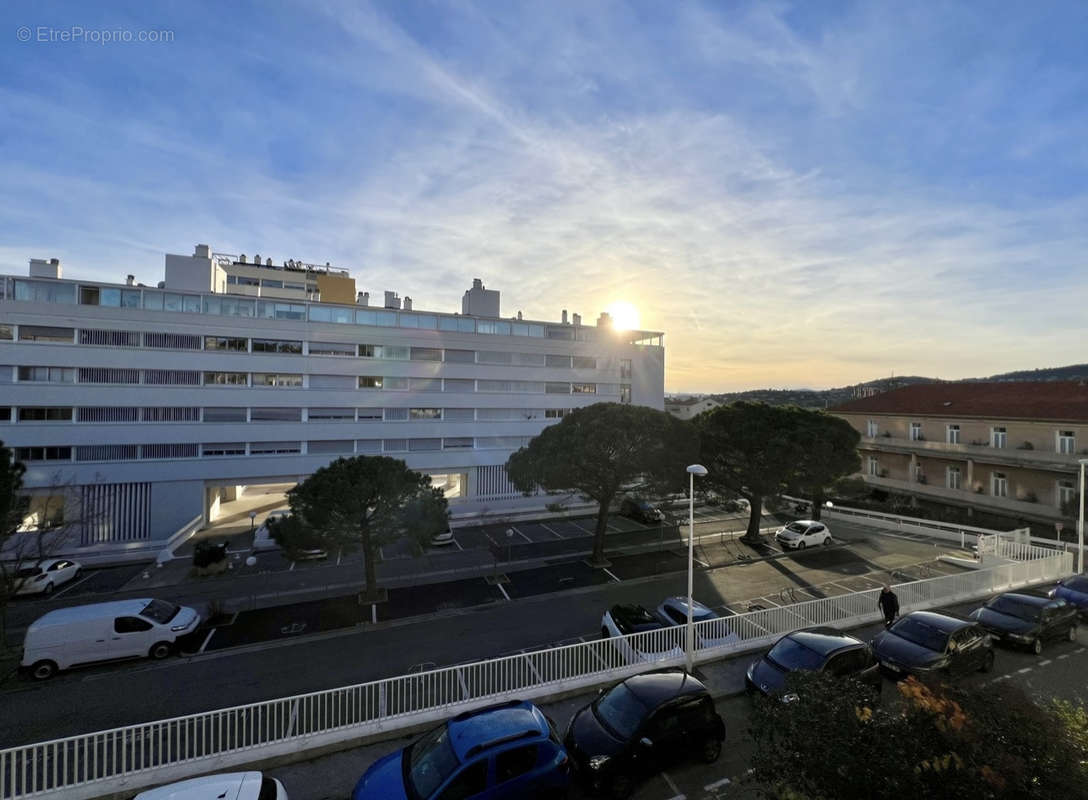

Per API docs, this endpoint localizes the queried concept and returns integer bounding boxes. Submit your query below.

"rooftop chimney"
[462,279,500,318]
[194,244,211,259]
[572,313,581,326]
[517,311,523,320]
[384,291,401,310]
[265,258,272,266]
[403,296,413,311]
[126,274,135,286]
[596,311,613,327]
[239,254,247,264]
[561,309,568,325]
[254,253,260,264]
[357,291,369,306]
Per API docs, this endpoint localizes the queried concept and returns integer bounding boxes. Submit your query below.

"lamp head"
[687,464,708,477]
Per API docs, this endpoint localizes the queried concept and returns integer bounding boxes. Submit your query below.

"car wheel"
[796,541,806,550]
[608,774,633,800]
[700,737,722,763]
[980,650,995,673]
[149,641,173,660]
[30,660,58,680]
[1069,626,1078,642]
[42,582,54,595]
[1032,638,1043,655]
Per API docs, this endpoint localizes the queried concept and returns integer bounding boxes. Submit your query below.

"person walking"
[878,586,899,628]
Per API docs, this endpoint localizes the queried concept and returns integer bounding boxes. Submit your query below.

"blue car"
[1051,575,1088,615]
[352,700,570,800]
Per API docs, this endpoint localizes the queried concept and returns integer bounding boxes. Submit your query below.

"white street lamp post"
[686,464,708,672]
[1078,459,1087,574]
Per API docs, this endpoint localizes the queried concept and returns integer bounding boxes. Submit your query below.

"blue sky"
[2,1,1086,392]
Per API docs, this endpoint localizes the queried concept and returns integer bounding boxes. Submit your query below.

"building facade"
[664,396,719,420]
[0,246,665,558]
[831,382,1088,525]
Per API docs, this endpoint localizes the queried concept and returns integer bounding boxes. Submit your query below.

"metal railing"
[0,546,1072,800]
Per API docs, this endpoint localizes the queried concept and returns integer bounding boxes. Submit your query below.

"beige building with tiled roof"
[831,381,1088,525]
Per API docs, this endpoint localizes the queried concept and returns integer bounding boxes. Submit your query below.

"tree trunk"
[361,525,379,601]
[811,490,824,521]
[743,495,763,542]
[589,496,612,566]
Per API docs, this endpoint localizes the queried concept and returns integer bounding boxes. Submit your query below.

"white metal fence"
[0,545,1072,800]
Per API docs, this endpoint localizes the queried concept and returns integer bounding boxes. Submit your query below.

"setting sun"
[605,301,640,331]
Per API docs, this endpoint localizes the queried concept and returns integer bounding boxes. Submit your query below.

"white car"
[13,559,82,596]
[251,510,290,552]
[430,525,456,546]
[656,596,740,649]
[135,772,287,800]
[602,604,685,663]
[775,520,832,550]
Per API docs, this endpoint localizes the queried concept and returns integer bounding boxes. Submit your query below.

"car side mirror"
[639,737,653,749]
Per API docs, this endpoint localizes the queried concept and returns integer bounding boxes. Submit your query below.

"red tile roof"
[830,381,1088,422]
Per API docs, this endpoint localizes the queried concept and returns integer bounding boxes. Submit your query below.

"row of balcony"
[860,434,1085,473]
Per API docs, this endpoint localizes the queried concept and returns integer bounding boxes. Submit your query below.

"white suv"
[775,520,832,550]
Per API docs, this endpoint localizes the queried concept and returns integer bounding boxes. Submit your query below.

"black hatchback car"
[746,627,880,700]
[871,610,995,678]
[565,670,724,799]
[968,592,1078,654]
[619,497,666,525]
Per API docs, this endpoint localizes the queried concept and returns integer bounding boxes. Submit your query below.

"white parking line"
[197,628,216,654]
[1058,653,1071,659]
[510,526,533,544]
[570,519,597,535]
[1039,659,1052,667]
[288,561,296,571]
[602,567,621,583]
[705,776,732,791]
[495,582,511,601]
[827,581,856,594]
[660,772,685,799]
[451,537,464,551]
[539,522,564,539]
[1017,667,1032,674]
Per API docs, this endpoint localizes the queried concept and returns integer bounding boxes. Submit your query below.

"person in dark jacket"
[878,586,899,628]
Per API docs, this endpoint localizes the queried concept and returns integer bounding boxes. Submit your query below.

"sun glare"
[605,301,640,331]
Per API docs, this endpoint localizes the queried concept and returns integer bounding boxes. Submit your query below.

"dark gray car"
[871,611,994,678]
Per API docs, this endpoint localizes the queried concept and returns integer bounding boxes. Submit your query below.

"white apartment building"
[0,246,665,560]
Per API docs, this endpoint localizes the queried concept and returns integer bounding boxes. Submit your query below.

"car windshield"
[15,566,41,578]
[594,683,649,741]
[766,637,825,672]
[140,599,180,624]
[785,523,808,534]
[406,724,460,798]
[889,618,949,652]
[987,596,1041,622]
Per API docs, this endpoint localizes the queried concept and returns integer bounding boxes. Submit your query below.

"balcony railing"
[860,435,1081,473]
[858,474,1067,521]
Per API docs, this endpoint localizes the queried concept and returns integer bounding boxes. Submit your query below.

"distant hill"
[670,363,1088,410]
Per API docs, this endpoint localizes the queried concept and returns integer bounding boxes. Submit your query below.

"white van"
[21,598,201,680]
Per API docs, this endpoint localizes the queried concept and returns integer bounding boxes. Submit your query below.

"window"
[428,473,467,498]
[991,427,1007,449]
[164,293,201,313]
[307,440,354,454]
[1058,480,1076,508]
[359,376,384,389]
[0,408,10,422]
[512,352,546,367]
[308,341,355,356]
[202,443,246,457]
[144,370,201,386]
[620,385,632,404]
[545,354,571,368]
[992,472,1008,498]
[142,407,200,422]
[384,407,409,421]
[546,382,571,394]
[572,356,596,370]
[18,407,72,422]
[79,367,140,384]
[620,358,632,379]
[477,351,512,365]
[444,349,475,364]
[356,439,381,454]
[359,344,409,360]
[249,442,302,455]
[261,279,283,289]
[866,420,878,437]
[435,760,487,800]
[947,466,961,490]
[408,438,442,451]
[443,408,474,421]
[79,329,141,347]
[571,383,597,394]
[443,379,475,393]
[867,456,879,476]
[1058,430,1076,455]
[495,744,538,784]
[18,366,74,383]
[545,409,567,419]
[383,439,408,452]
[307,407,354,420]
[945,424,960,444]
[204,336,248,352]
[411,347,442,362]
[410,378,442,392]
[252,339,302,354]
[0,325,11,340]
[203,408,247,423]
[909,422,923,441]
[443,437,473,449]
[257,301,306,320]
[18,325,73,343]
[308,374,355,390]
[204,297,255,317]
[410,408,442,420]
[205,372,248,386]
[141,443,199,459]
[252,373,303,387]
[14,280,76,304]
[76,444,138,461]
[144,332,202,350]
[114,617,152,634]
[357,408,383,421]
[15,446,72,462]
[251,407,302,422]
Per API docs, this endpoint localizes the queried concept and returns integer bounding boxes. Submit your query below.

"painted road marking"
[692,555,710,568]
[1039,659,1052,667]
[660,772,685,799]
[1058,653,1071,659]
[705,776,732,791]
[288,561,296,571]
[539,522,564,539]
[1076,647,1086,654]
[828,581,856,594]
[495,582,511,601]
[1017,667,1032,674]
[571,518,597,535]
[51,573,93,598]
[197,628,216,654]
[602,567,621,583]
